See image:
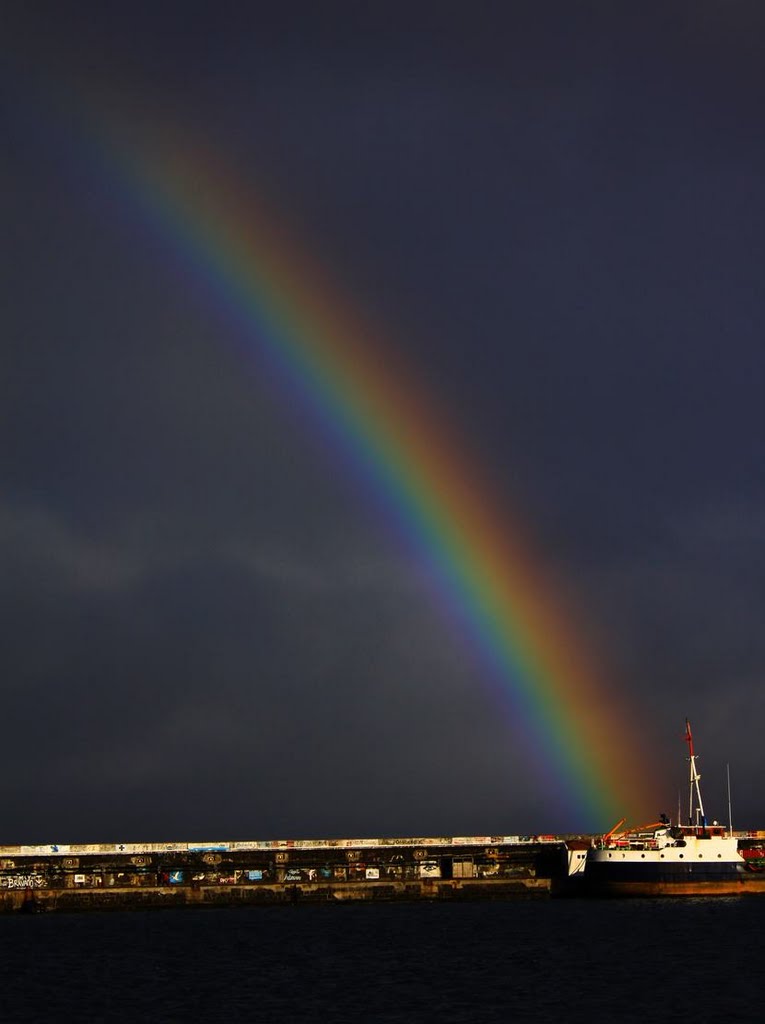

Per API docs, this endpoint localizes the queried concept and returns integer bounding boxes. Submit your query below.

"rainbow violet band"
[80,120,657,828]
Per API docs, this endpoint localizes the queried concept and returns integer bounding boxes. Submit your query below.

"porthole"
[660,854,664,859]
[679,854,684,859]
[641,854,645,859]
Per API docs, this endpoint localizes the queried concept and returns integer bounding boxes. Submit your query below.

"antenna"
[727,763,733,837]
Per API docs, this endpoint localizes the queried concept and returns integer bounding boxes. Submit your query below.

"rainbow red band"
[51,102,660,827]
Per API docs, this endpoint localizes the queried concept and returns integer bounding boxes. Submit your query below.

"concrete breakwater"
[0,835,576,912]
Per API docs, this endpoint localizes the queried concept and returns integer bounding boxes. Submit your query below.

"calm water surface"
[0,898,762,1022]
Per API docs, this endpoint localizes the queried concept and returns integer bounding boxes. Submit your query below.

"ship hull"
[585,850,765,897]
[585,877,765,897]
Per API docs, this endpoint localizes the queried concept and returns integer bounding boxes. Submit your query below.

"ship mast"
[685,718,706,828]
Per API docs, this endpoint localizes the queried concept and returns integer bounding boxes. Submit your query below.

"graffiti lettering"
[1,874,47,889]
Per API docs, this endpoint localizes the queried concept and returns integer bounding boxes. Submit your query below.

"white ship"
[583,720,765,897]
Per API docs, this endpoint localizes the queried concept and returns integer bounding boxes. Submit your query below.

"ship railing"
[602,837,661,852]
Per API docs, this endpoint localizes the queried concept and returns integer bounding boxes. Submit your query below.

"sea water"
[0,898,762,1022]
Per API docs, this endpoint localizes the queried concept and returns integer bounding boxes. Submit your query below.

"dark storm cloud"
[0,496,531,841]
[2,2,764,838]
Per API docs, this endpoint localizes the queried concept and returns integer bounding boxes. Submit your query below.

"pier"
[0,835,577,912]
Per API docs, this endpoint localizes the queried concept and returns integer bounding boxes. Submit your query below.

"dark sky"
[3,2,763,841]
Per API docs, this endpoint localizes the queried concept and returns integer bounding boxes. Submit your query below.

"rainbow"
[77,119,656,827]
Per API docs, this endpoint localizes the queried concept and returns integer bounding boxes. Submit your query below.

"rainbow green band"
[69,119,658,828]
